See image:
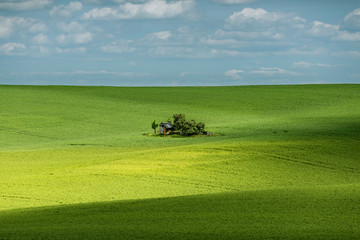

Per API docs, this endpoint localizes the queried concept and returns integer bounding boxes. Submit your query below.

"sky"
[0,0,359,86]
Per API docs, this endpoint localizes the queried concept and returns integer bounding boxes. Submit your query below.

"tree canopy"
[172,114,205,136]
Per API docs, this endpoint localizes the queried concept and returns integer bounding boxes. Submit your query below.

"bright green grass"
[0,84,359,239]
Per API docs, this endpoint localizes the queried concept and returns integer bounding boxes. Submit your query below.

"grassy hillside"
[0,84,359,239]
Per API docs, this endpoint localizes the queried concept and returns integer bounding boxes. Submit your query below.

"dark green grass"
[1,84,359,150]
[1,185,359,240]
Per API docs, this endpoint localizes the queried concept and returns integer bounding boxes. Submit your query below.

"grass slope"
[1,187,360,240]
[0,84,359,239]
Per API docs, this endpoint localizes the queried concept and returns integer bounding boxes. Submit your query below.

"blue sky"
[0,0,359,86]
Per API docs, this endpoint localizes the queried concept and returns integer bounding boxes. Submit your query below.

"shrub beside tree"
[151,120,158,134]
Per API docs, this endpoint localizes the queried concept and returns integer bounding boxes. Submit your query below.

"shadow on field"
[1,186,359,240]
[227,118,360,141]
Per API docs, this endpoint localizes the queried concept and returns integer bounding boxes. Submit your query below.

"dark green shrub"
[173,114,186,132]
[151,120,158,134]
[196,122,205,133]
[172,114,205,136]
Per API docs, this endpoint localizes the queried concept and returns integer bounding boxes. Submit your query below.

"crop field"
[0,84,359,239]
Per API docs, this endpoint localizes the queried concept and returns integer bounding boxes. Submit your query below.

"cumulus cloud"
[82,0,195,20]
[28,21,47,33]
[226,8,295,28]
[100,39,136,53]
[0,16,46,38]
[0,17,14,38]
[55,21,93,44]
[308,20,360,41]
[0,0,52,11]
[55,47,86,54]
[335,31,360,41]
[223,7,309,47]
[58,21,85,33]
[208,6,360,55]
[342,8,360,31]
[0,42,26,55]
[148,46,208,58]
[150,30,172,40]
[49,2,83,17]
[72,32,92,44]
[309,21,339,37]
[222,8,307,43]
[32,33,49,44]
[225,69,243,79]
[57,32,93,44]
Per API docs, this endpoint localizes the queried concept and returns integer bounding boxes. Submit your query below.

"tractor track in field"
[0,194,62,205]
[0,127,60,140]
[117,173,238,192]
[264,153,359,174]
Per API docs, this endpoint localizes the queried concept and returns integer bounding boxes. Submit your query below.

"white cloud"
[309,21,339,37]
[0,0,52,11]
[292,61,312,68]
[82,7,117,20]
[214,29,274,40]
[49,2,82,17]
[335,31,360,41]
[147,26,195,44]
[56,34,66,43]
[73,32,92,43]
[213,0,256,4]
[0,16,46,38]
[347,51,360,57]
[55,47,86,54]
[225,8,308,34]
[308,20,360,41]
[57,32,93,44]
[0,42,26,55]
[32,33,49,44]
[0,17,14,38]
[343,8,360,30]
[28,21,47,32]
[227,8,284,27]
[225,69,243,79]
[292,61,331,68]
[150,30,172,40]
[58,21,85,33]
[251,67,300,76]
[100,39,136,53]
[201,37,243,46]
[149,46,202,58]
[345,8,360,22]
[56,21,93,44]
[223,8,307,42]
[30,45,51,55]
[82,0,195,20]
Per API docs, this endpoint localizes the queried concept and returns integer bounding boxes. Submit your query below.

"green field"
[0,84,359,239]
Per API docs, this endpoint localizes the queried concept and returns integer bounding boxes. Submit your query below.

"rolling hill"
[0,84,359,239]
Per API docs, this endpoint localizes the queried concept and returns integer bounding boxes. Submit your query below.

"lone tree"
[151,114,206,136]
[173,114,186,132]
[151,120,158,134]
[172,114,205,136]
